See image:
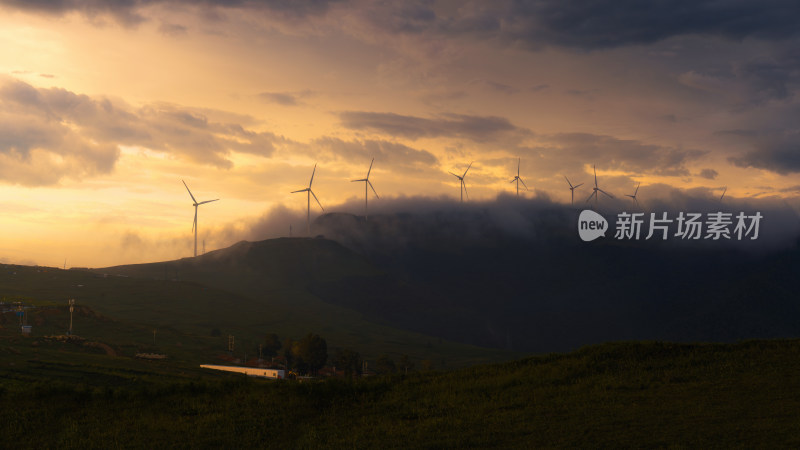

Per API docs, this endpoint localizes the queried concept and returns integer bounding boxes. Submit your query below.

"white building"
[200,364,285,379]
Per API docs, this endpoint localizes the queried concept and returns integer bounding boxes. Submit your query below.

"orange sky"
[0,1,798,267]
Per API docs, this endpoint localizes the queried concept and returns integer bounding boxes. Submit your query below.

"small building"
[200,364,285,379]
[21,325,32,335]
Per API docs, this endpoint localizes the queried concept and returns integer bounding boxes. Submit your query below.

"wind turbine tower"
[585,165,614,208]
[351,158,379,220]
[183,180,219,258]
[292,164,324,235]
[510,158,528,197]
[564,176,583,205]
[449,162,473,203]
[625,182,640,206]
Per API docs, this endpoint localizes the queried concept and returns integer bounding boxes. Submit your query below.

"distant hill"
[98,209,800,354]
[307,211,800,352]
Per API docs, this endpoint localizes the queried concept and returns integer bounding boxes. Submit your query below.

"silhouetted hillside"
[100,207,800,354]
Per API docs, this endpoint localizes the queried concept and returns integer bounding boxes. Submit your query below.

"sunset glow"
[1,1,798,267]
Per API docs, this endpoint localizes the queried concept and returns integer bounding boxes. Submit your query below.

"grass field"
[1,339,799,447]
[0,259,514,368]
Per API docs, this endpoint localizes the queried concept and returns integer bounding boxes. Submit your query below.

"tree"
[294,333,327,375]
[262,333,281,357]
[282,337,295,369]
[374,355,397,375]
[399,354,415,374]
[334,348,362,379]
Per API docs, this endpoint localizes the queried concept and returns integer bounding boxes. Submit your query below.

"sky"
[0,0,799,267]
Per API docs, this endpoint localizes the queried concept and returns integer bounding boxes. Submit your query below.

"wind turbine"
[625,182,640,206]
[351,158,379,220]
[292,163,324,235]
[182,180,219,258]
[509,158,528,197]
[719,186,727,202]
[585,165,613,208]
[449,161,473,203]
[564,176,584,205]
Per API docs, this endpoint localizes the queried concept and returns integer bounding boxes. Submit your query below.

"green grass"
[0,260,514,368]
[2,339,800,448]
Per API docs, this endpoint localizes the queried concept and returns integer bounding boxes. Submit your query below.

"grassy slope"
[0,257,512,367]
[1,339,799,448]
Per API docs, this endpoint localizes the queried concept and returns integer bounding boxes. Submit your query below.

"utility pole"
[68,299,75,335]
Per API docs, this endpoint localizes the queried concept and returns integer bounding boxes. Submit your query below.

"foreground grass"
[2,339,800,448]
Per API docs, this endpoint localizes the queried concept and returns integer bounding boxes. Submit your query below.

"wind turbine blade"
[519,178,529,190]
[310,190,324,211]
[574,183,584,189]
[462,180,469,199]
[564,175,573,189]
[368,180,379,199]
[309,163,317,188]
[192,208,197,232]
[720,186,727,200]
[291,188,308,194]
[197,199,219,205]
[594,165,598,188]
[182,180,197,203]
[634,182,640,196]
[510,178,517,183]
[463,161,473,178]
[598,189,614,198]
[449,171,461,179]
[352,178,366,182]
[517,158,520,177]
[367,158,374,179]
[586,192,596,203]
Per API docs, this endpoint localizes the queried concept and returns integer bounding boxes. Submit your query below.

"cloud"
[209,191,800,257]
[259,91,300,106]
[472,79,519,95]
[545,132,707,177]
[158,22,188,36]
[0,0,342,26]
[699,168,718,180]
[338,111,520,142]
[728,131,800,175]
[442,0,800,50]
[313,137,438,170]
[0,77,287,185]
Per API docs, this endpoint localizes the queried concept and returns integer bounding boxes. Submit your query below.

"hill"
[0,241,511,368]
[93,209,800,355]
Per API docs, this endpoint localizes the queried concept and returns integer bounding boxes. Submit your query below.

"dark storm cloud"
[731,46,800,105]
[728,132,800,175]
[0,77,286,184]
[338,111,520,142]
[0,0,341,26]
[5,0,798,51]
[443,0,800,50]
[548,133,707,177]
